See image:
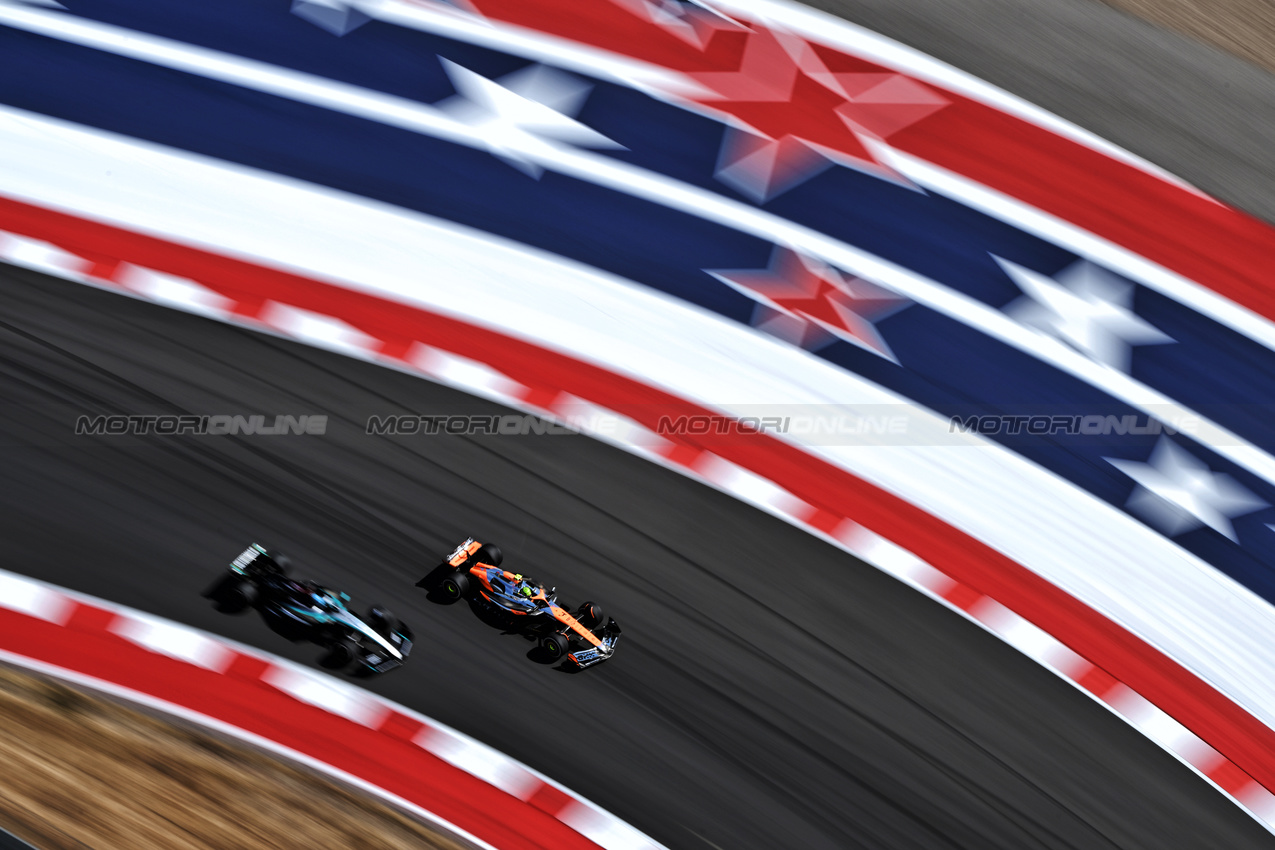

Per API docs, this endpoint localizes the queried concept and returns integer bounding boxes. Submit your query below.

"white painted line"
[1132,702,1207,759]
[972,603,1093,680]
[116,264,237,319]
[827,518,868,549]
[414,726,543,801]
[0,231,91,279]
[109,613,237,672]
[408,344,527,400]
[1102,683,1156,723]
[260,664,391,728]
[1238,782,1275,830]
[696,455,811,518]
[548,396,674,454]
[0,574,74,624]
[557,799,665,850]
[260,301,381,357]
[846,529,956,596]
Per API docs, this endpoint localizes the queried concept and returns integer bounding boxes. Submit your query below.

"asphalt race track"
[0,266,1268,849]
[5,1,1275,846]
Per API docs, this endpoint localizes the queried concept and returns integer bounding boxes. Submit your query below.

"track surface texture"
[810,0,1275,224]
[5,2,1274,846]
[0,267,1269,850]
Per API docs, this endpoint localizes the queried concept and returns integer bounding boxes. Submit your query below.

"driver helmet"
[519,584,534,598]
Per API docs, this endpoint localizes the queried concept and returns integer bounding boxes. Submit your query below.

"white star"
[997,258,1173,372]
[1106,438,1267,542]
[291,0,370,35]
[436,61,624,177]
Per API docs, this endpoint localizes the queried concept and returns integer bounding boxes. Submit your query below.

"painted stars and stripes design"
[1108,438,1269,544]
[683,27,950,199]
[997,258,1176,372]
[709,248,910,359]
[606,0,745,48]
[9,0,1275,813]
[1,2,1273,586]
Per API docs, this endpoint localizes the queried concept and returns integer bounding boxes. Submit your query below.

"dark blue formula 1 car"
[417,538,620,668]
[203,544,413,675]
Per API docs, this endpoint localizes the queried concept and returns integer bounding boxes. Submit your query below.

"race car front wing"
[358,632,413,674]
[567,620,621,669]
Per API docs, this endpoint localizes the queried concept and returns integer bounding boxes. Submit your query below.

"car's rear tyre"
[201,571,234,599]
[538,632,570,663]
[204,574,254,614]
[477,544,503,566]
[318,639,357,670]
[576,601,605,629]
[214,586,250,613]
[213,586,253,614]
[437,571,470,604]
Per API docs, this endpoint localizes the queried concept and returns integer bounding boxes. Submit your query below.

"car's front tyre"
[318,639,357,670]
[538,632,570,663]
[576,601,605,630]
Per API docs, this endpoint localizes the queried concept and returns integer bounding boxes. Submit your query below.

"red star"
[709,248,910,360]
[686,28,948,201]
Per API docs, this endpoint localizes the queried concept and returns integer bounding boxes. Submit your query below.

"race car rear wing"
[230,544,267,573]
[567,619,621,669]
[447,538,480,566]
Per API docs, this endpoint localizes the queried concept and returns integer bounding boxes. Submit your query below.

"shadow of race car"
[416,538,620,669]
[203,544,413,675]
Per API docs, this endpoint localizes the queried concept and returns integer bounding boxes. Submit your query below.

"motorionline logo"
[654,414,908,436]
[365,414,576,435]
[75,414,328,436]
[948,413,1197,436]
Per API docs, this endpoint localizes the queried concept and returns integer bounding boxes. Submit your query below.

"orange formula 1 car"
[416,538,620,669]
